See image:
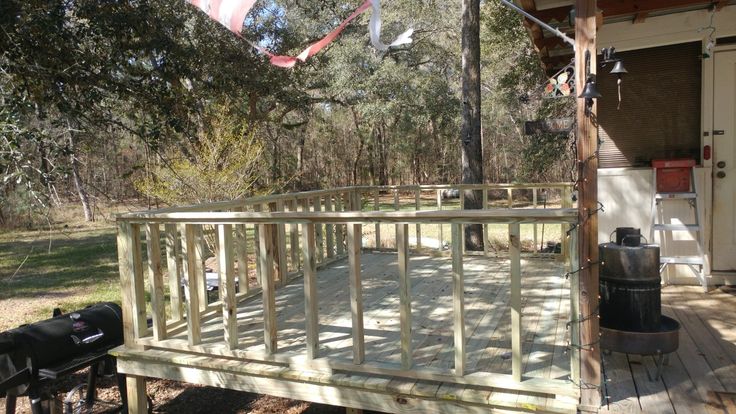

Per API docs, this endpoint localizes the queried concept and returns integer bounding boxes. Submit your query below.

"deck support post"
[117,222,149,414]
[575,0,602,408]
[125,375,148,414]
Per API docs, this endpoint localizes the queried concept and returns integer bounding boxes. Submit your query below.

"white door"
[713,50,736,271]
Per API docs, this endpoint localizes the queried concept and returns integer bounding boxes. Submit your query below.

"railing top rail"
[117,208,578,225]
[119,183,574,217]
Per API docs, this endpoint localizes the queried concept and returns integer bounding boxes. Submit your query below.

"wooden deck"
[601,285,736,414]
[115,252,579,413]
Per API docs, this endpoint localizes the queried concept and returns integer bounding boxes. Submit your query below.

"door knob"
[717,161,726,168]
[717,171,726,179]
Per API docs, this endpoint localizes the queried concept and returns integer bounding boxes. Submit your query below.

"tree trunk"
[351,108,365,186]
[68,132,93,222]
[461,0,483,250]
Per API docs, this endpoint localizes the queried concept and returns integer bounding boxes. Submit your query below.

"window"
[597,42,701,168]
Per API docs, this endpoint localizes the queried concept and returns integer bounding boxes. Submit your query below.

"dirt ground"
[1,370,384,413]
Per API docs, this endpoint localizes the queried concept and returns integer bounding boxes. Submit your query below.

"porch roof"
[515,0,736,72]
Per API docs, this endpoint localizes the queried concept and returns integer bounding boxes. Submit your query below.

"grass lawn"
[0,226,121,330]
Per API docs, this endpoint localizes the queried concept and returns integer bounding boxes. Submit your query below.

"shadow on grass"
[0,231,119,301]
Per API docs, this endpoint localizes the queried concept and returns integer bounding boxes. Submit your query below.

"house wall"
[594,5,736,286]
[598,167,707,285]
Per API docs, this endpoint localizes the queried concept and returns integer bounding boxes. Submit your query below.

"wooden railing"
[116,184,580,398]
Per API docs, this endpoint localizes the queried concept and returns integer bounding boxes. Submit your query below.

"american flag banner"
[186,0,412,68]
[269,0,373,68]
[188,0,256,33]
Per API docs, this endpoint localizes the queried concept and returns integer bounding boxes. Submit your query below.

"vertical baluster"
[507,188,513,208]
[314,197,324,264]
[397,224,412,369]
[509,223,522,382]
[146,224,166,341]
[302,223,319,359]
[271,202,288,287]
[182,224,202,345]
[414,189,422,249]
[394,189,400,245]
[451,223,465,375]
[437,190,443,252]
[218,224,238,350]
[164,224,183,321]
[325,195,335,259]
[234,212,249,294]
[259,224,277,354]
[374,189,381,249]
[352,190,362,212]
[117,222,147,343]
[568,227,581,386]
[482,189,489,256]
[289,199,300,270]
[194,225,207,311]
[348,223,365,364]
[253,204,262,286]
[335,194,345,255]
[562,186,572,267]
[533,189,539,253]
[459,190,465,255]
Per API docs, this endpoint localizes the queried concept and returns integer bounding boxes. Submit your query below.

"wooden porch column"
[574,0,601,410]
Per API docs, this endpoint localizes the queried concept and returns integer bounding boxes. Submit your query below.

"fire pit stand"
[599,228,681,381]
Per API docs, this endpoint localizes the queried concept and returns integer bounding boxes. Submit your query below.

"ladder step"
[655,192,697,200]
[661,256,704,265]
[653,224,701,231]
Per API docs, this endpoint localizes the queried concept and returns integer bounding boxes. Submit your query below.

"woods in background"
[0,0,573,228]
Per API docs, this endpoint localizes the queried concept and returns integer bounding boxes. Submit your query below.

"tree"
[461,0,484,250]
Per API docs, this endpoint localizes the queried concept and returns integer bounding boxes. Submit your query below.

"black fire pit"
[0,302,129,414]
[599,228,680,380]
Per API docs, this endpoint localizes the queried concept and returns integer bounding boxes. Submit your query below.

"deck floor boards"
[601,285,736,414]
[169,252,573,382]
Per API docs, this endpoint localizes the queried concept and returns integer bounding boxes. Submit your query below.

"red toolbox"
[652,159,695,193]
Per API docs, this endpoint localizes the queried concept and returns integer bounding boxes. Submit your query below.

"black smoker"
[599,227,661,331]
[599,227,680,380]
[0,302,127,414]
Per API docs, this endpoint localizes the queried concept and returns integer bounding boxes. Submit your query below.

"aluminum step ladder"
[650,165,707,290]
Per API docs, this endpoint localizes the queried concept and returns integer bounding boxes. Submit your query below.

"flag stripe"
[187,0,255,34]
[270,0,372,67]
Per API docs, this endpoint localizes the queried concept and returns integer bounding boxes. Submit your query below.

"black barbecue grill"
[0,302,129,414]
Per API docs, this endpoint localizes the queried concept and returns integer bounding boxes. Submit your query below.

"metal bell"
[609,60,628,76]
[578,76,602,99]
